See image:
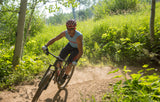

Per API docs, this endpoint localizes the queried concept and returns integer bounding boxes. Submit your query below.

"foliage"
[0,43,45,90]
[46,7,93,25]
[84,2,160,65]
[25,11,45,37]
[46,13,72,25]
[93,0,140,20]
[0,43,14,83]
[0,0,45,45]
[0,8,18,45]
[102,65,160,102]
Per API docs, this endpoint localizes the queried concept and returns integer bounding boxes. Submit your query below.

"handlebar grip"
[46,49,49,55]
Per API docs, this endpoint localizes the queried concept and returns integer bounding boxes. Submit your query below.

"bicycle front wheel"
[58,65,75,89]
[32,70,53,102]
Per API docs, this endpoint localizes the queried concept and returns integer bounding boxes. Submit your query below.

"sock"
[63,74,68,79]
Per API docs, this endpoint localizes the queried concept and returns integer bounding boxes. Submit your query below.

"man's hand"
[42,45,48,51]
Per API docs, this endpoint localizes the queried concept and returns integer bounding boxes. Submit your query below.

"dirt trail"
[0,66,127,102]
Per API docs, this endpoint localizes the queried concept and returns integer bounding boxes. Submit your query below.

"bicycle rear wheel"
[57,65,75,89]
[32,70,53,102]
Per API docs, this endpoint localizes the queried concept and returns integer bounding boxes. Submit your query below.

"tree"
[24,0,49,42]
[150,0,156,43]
[0,0,2,4]
[72,7,76,19]
[12,0,28,68]
[24,0,38,42]
[0,0,19,44]
[70,0,92,20]
[76,0,96,20]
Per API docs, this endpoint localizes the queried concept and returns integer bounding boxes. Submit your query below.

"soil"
[0,66,131,102]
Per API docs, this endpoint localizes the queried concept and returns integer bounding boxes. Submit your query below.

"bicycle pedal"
[53,77,57,83]
[58,81,61,85]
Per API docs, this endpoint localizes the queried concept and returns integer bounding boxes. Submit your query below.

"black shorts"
[59,43,79,64]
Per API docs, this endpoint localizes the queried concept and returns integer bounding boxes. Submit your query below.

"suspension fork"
[44,65,53,76]
[38,64,53,87]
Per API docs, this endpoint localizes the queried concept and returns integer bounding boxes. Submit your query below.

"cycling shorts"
[59,43,79,64]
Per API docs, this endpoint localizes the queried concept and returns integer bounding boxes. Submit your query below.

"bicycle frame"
[32,49,75,102]
[38,64,54,88]
[42,49,69,86]
[46,50,75,88]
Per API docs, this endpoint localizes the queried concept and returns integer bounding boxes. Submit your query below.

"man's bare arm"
[76,35,83,60]
[46,31,65,47]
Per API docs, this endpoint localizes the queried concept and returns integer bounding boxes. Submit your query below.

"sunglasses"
[67,28,75,31]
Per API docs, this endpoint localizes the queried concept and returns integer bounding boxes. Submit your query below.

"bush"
[0,54,44,90]
[93,0,140,20]
[0,42,45,90]
[0,43,14,82]
[85,3,160,65]
[103,65,160,102]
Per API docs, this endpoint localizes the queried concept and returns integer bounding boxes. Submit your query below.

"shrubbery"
[85,4,160,65]
[0,43,44,90]
[102,65,160,102]
[93,0,140,20]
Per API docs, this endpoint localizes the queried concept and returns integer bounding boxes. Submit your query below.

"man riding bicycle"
[42,19,83,84]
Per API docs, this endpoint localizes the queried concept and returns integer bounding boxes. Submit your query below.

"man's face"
[67,27,75,37]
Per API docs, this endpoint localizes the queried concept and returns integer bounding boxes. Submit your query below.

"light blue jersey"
[65,30,82,48]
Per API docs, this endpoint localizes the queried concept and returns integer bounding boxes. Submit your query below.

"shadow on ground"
[119,65,160,76]
[44,88,68,102]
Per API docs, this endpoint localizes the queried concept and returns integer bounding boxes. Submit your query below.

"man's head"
[66,19,76,29]
[66,19,76,37]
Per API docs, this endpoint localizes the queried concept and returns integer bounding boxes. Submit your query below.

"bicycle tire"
[32,70,53,102]
[38,65,52,87]
[44,70,55,90]
[58,65,75,89]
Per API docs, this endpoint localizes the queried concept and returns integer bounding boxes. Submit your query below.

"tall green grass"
[85,2,160,65]
[93,0,141,20]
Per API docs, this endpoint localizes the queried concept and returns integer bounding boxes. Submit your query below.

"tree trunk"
[150,0,155,43]
[24,0,37,43]
[72,7,76,20]
[0,0,2,4]
[12,0,28,68]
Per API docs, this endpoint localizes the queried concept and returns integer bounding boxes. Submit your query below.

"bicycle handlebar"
[45,49,64,61]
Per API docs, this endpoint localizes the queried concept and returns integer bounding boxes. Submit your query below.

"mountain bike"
[32,49,75,102]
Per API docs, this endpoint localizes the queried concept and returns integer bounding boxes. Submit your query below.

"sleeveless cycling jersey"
[65,30,82,48]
